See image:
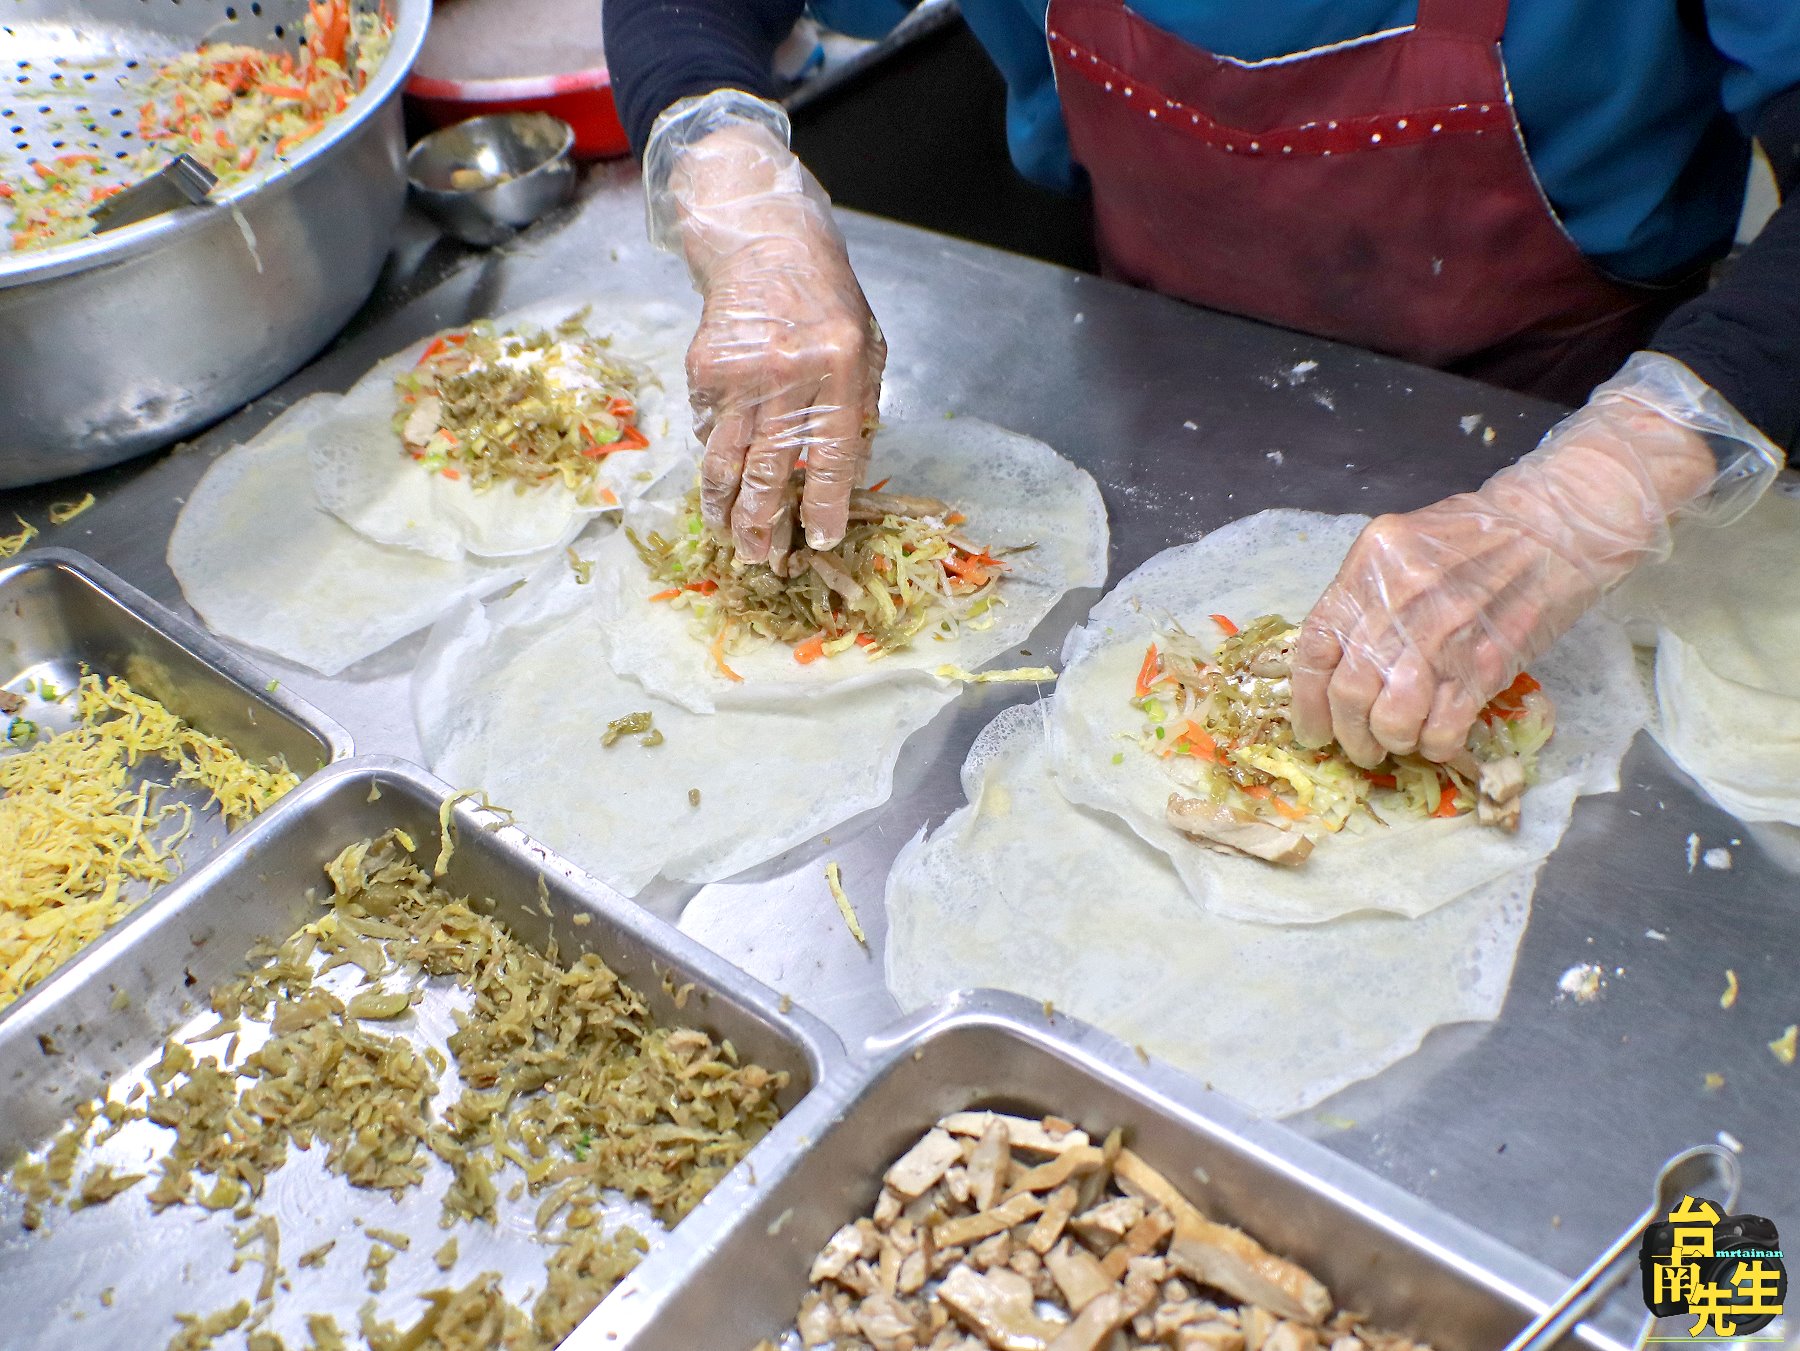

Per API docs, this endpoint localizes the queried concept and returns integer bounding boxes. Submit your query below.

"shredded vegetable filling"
[393,311,651,500]
[4,0,394,253]
[1134,614,1554,857]
[7,832,787,1349]
[0,673,298,1011]
[629,483,1010,678]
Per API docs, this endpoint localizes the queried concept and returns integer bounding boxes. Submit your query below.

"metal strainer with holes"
[0,0,429,488]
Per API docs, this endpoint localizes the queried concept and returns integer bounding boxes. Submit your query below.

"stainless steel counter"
[7,165,1795,1293]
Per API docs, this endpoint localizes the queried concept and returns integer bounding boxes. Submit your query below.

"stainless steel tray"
[0,547,351,1018]
[0,758,848,1346]
[582,991,1635,1351]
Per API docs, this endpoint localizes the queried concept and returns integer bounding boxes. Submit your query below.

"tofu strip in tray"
[766,1111,1429,1351]
[1,807,797,1350]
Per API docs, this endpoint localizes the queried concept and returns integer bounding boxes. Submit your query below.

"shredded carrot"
[1134,643,1161,698]
[599,487,619,507]
[1211,614,1238,637]
[1173,720,1218,762]
[647,588,682,603]
[793,634,827,665]
[945,512,966,526]
[1483,669,1543,722]
[710,626,744,682]
[440,468,460,480]
[854,634,878,649]
[1367,772,1398,790]
[942,553,992,587]
[1433,781,1461,818]
[868,477,890,493]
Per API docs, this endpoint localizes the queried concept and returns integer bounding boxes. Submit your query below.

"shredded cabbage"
[393,310,652,500]
[4,0,393,254]
[629,485,1009,673]
[1132,615,1552,835]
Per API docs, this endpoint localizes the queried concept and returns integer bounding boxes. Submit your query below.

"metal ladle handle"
[1501,1145,1742,1351]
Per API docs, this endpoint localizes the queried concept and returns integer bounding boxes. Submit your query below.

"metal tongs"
[1502,1144,1742,1351]
[88,153,218,234]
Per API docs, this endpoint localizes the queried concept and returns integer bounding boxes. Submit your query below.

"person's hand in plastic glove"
[1290,353,1781,768]
[646,93,885,562]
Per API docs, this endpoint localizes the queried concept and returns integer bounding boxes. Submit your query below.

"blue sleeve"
[806,0,914,41]
[1703,0,1800,130]
[605,0,808,158]
[1652,84,1800,453]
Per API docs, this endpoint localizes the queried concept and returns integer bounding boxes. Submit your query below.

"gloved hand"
[1290,352,1783,767]
[645,90,886,562]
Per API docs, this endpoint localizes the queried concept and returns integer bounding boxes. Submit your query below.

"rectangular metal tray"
[0,547,352,1019]
[0,758,848,1347]
[582,990,1628,1351]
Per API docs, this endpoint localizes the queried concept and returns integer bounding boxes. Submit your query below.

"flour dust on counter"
[413,548,956,897]
[885,704,1532,1119]
[1050,510,1647,924]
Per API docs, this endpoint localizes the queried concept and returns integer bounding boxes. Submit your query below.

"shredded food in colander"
[3,0,394,253]
[391,310,651,502]
[629,483,1011,680]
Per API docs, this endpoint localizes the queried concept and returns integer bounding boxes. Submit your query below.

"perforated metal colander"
[0,0,430,487]
[1,1,320,203]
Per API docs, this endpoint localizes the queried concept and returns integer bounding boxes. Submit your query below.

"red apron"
[1045,0,1700,404]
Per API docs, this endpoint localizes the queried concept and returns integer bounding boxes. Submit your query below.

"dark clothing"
[604,0,1800,447]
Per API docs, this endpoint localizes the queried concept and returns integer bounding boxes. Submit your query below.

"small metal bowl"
[405,111,577,246]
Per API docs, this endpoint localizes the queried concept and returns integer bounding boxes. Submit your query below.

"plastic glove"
[644,90,886,562]
[1290,352,1783,767]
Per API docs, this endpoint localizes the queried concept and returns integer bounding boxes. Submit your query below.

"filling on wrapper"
[412,550,955,897]
[1131,613,1553,866]
[168,395,548,677]
[395,310,653,499]
[756,1110,1436,1351]
[629,481,1013,681]
[0,673,296,1012]
[309,297,692,562]
[1051,510,1645,924]
[4,0,392,253]
[1607,483,1800,827]
[7,831,786,1347]
[884,704,1531,1119]
[591,417,1109,712]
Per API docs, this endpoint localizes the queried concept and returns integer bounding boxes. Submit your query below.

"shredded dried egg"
[0,673,297,1010]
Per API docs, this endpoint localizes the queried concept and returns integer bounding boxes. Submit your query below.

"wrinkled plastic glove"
[1290,352,1783,768]
[644,90,886,562]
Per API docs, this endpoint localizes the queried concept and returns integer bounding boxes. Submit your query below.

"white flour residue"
[1703,847,1733,871]
[232,207,263,274]
[1558,962,1606,1003]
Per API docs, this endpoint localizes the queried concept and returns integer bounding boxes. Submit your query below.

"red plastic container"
[406,68,630,160]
